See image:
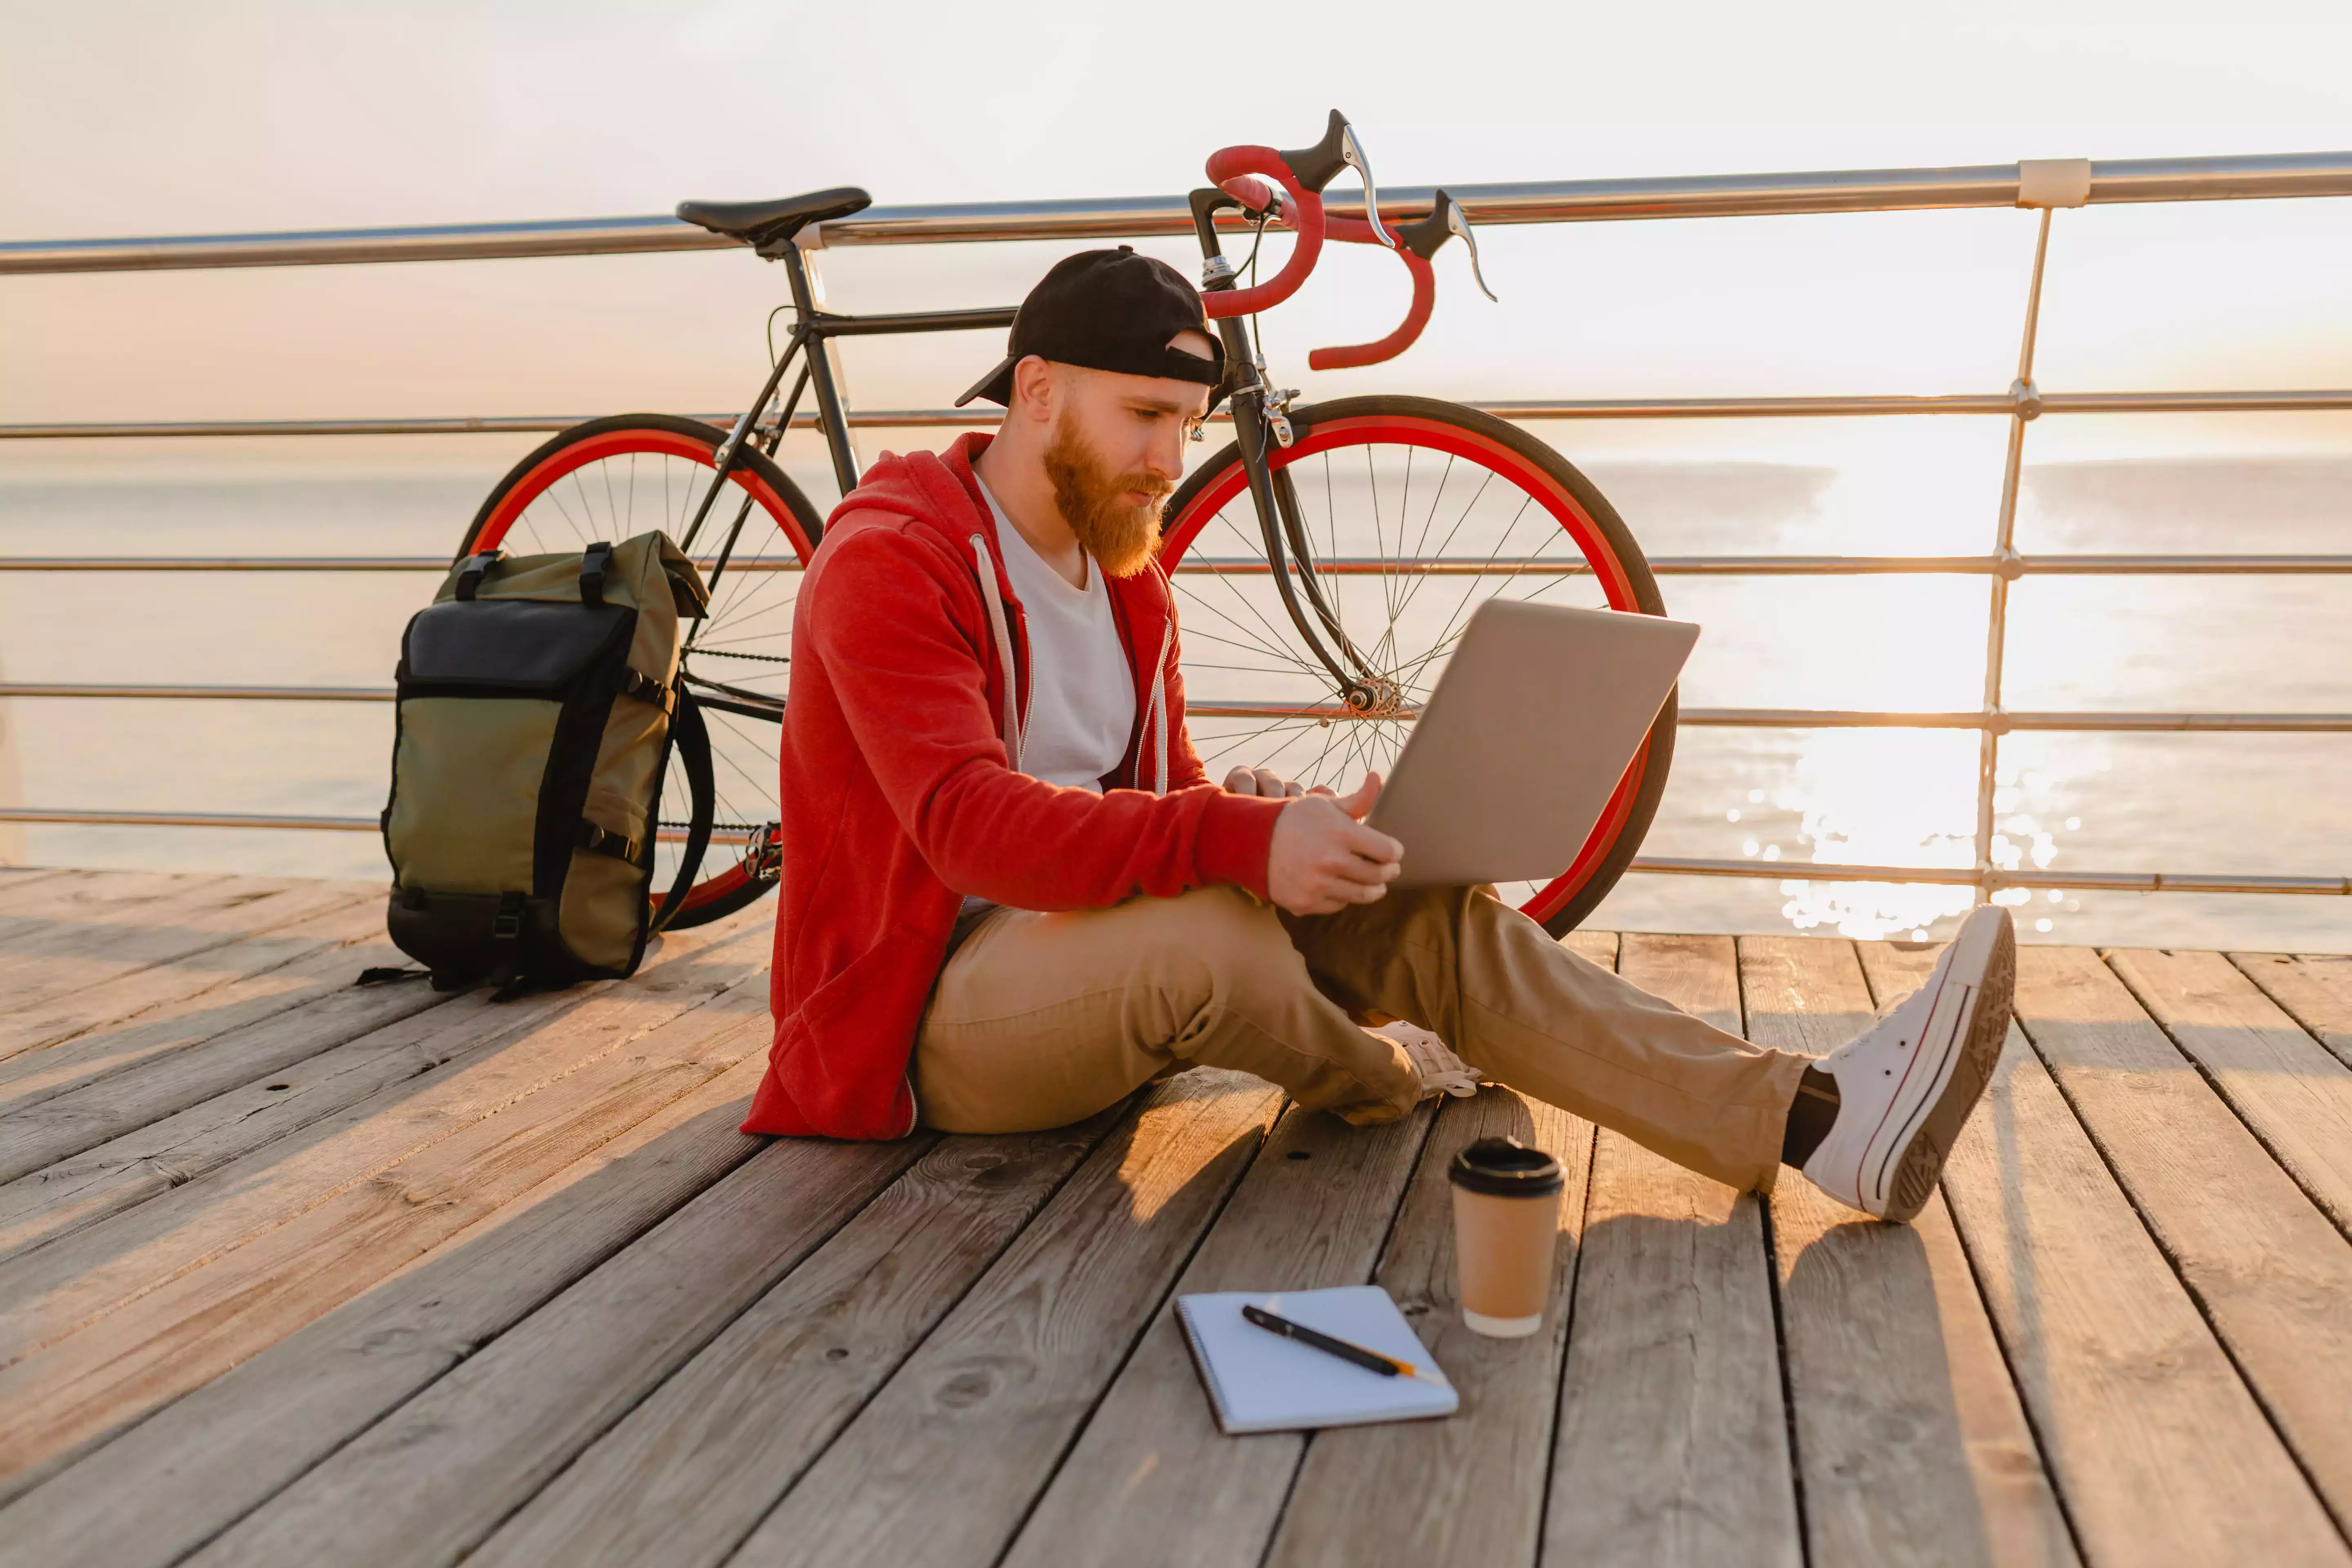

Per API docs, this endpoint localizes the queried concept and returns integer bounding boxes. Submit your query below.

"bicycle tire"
[1160,394,1673,936]
[462,413,822,928]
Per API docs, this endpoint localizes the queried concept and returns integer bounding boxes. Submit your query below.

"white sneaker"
[1800,906,2016,1222]
[1369,1022,1484,1100]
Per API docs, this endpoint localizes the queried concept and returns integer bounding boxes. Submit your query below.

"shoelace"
[1369,1021,1485,1100]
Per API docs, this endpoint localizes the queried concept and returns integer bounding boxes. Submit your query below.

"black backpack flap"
[400,599,637,698]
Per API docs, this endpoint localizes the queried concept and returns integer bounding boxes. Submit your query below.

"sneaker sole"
[1880,914,2016,1221]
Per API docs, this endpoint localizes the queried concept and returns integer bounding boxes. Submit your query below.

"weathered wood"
[725,1069,1285,1568]
[2106,947,2352,1238]
[0,868,74,904]
[0,1054,778,1568]
[472,1116,1120,1568]
[0,894,391,1116]
[193,1131,947,1568]
[1984,942,2352,1532]
[1744,934,2069,1568]
[1001,1099,1436,1568]
[1544,932,1801,1568]
[0,870,216,931]
[2232,952,2352,1071]
[0,922,449,1183]
[0,924,774,1495]
[0,876,362,1028]
[1940,1011,2350,1565]
[1270,1094,1594,1568]
[0,912,762,1297]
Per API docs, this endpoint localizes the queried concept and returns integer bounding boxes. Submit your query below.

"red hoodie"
[744,432,1287,1139]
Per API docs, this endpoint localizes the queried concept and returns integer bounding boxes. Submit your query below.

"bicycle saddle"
[675,187,872,254]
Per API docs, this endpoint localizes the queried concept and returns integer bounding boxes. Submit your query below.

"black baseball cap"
[956,245,1227,409]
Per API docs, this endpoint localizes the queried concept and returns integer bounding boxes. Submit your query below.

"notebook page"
[1176,1285,1458,1434]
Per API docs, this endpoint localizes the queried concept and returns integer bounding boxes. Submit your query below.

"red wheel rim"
[1161,414,1654,927]
[474,428,816,563]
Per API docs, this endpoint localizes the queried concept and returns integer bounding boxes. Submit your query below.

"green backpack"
[380,531,713,992]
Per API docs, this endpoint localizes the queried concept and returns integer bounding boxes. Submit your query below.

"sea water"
[2,447,2347,952]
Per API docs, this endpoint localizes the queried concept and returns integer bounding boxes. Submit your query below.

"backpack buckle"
[490,892,526,942]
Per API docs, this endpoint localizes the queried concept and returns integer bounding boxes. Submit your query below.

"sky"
[5,0,2352,483]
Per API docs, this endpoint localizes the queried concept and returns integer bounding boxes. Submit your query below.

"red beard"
[1043,421,1173,578]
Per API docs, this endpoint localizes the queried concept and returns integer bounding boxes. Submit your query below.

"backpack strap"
[453,550,503,601]
[579,541,615,607]
[577,821,643,862]
[651,686,715,933]
[617,668,676,717]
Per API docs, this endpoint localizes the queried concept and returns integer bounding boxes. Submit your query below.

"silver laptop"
[1366,599,1699,889]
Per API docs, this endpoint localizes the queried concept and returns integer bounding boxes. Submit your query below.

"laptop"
[1365,599,1699,889]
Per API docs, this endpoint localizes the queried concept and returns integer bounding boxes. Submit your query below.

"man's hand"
[1223,765,1307,799]
[1265,773,1403,917]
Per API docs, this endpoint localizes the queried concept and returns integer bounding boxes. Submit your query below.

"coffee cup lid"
[1448,1136,1564,1198]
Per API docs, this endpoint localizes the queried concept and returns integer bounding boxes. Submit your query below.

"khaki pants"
[914,884,1810,1192]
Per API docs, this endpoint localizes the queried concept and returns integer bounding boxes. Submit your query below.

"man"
[746,246,2013,1223]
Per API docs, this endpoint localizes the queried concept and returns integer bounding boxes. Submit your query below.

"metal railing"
[5,149,2351,902]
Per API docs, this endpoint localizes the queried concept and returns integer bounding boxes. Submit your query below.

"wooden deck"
[0,868,2350,1566]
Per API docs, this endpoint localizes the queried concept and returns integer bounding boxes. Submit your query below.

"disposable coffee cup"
[1448,1136,1564,1338]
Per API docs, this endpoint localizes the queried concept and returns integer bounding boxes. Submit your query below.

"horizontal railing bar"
[0,684,395,701]
[13,388,2352,442]
[1,806,2334,893]
[1628,855,2352,895]
[1675,708,2352,733]
[7,553,2351,578]
[8,152,2352,274]
[8,682,2349,734]
[0,806,735,844]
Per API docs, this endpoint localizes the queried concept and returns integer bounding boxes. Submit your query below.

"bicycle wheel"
[1161,394,1672,936]
[461,412,822,928]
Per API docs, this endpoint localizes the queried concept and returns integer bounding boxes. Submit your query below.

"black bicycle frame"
[680,227,1377,709]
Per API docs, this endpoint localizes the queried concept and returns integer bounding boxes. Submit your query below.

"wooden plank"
[1744,934,2075,1568]
[0,868,81,909]
[0,893,388,1111]
[1000,1100,1437,1568]
[1267,1090,1592,1568]
[0,875,368,1040]
[0,870,209,931]
[0,919,775,1495]
[0,907,767,1271]
[1543,932,1802,1568]
[368,1116,1116,1568]
[2107,947,2352,1238]
[723,1069,1285,1568]
[1939,993,2350,1564]
[0,918,449,1183]
[1979,942,2352,1532]
[2232,953,2352,1072]
[190,1130,950,1568]
[0,1054,780,1568]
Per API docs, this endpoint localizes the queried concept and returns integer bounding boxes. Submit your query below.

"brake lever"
[1338,122,1394,248]
[1395,189,1499,302]
[1448,198,1498,301]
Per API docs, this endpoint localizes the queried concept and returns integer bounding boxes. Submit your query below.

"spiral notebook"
[1175,1285,1457,1434]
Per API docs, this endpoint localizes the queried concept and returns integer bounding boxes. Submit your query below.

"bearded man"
[747,247,2014,1226]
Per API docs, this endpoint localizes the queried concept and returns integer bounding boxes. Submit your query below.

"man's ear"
[1010,355,1057,423]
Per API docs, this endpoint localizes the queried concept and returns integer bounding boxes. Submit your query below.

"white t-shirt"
[976,476,1136,791]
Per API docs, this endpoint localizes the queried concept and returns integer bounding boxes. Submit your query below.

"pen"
[1240,1303,1440,1382]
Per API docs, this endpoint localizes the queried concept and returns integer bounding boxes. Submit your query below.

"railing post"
[1976,160,2088,903]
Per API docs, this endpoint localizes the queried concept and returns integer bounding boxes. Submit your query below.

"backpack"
[379,532,713,993]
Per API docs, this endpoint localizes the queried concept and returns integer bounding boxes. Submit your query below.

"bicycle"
[457,110,1672,935]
